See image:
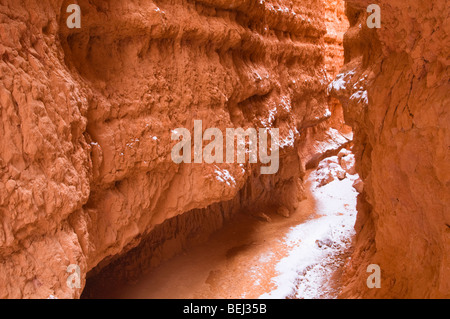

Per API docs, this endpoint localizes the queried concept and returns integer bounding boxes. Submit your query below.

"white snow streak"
[327,69,356,93]
[260,162,358,299]
[214,165,236,187]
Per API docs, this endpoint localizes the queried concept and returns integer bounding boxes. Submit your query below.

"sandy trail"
[86,160,358,299]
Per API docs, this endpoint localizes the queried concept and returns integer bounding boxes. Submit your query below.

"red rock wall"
[0,0,349,298]
[330,0,449,298]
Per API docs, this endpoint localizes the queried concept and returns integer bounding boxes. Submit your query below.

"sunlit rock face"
[330,0,449,298]
[0,0,349,298]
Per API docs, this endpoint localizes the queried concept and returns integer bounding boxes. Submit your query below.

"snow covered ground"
[260,156,359,299]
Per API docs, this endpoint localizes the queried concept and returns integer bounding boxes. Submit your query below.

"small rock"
[5,180,16,193]
[337,148,351,160]
[315,238,333,248]
[316,162,347,186]
[253,212,272,223]
[353,178,364,193]
[277,206,290,218]
[340,154,356,175]
[317,173,335,187]
[336,169,346,180]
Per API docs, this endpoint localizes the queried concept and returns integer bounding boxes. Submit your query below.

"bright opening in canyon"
[0,0,448,302]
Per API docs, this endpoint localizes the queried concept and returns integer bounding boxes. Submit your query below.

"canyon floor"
[83,153,359,299]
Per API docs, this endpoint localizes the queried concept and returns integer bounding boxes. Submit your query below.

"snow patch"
[260,158,359,299]
[279,128,298,148]
[350,90,368,105]
[261,107,277,128]
[327,70,356,93]
[214,166,236,187]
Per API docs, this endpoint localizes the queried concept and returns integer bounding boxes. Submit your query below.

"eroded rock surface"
[0,0,349,298]
[330,0,449,298]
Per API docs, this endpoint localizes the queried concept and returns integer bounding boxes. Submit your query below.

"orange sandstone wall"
[0,0,348,298]
[330,0,450,298]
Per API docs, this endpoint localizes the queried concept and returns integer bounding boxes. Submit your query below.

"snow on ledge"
[327,69,356,93]
[214,165,236,187]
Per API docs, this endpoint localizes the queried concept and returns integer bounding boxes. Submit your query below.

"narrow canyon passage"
[1,0,447,300]
[82,151,359,299]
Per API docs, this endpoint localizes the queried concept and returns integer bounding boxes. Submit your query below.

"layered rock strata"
[0,0,349,298]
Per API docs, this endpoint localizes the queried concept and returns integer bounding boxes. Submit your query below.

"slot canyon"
[0,0,448,299]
